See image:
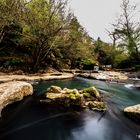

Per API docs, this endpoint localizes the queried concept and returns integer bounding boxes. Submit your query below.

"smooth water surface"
[0,77,140,140]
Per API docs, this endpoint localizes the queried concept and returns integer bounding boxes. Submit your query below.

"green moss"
[83,92,91,98]
[67,93,81,100]
[96,102,106,109]
[64,88,79,95]
[47,86,62,93]
[88,101,106,110]
[82,87,100,98]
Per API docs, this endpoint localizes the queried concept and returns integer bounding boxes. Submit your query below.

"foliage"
[0,0,138,72]
[94,37,128,68]
[0,0,98,72]
[109,0,140,66]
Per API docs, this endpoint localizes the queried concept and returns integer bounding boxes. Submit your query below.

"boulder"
[123,104,140,122]
[45,88,82,107]
[41,86,105,111]
[0,81,33,116]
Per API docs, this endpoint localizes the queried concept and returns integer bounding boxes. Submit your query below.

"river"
[0,77,140,140]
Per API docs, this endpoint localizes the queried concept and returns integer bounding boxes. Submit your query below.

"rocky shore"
[78,71,128,81]
[0,70,139,84]
[0,72,74,83]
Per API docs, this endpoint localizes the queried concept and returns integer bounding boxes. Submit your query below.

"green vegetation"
[82,87,100,98]
[83,92,91,98]
[67,93,81,100]
[108,0,140,70]
[0,0,96,72]
[0,0,139,73]
[94,37,128,68]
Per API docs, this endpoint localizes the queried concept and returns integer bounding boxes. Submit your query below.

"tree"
[109,0,140,63]
[0,0,97,72]
[94,37,128,68]
[57,17,96,69]
[0,0,72,72]
[0,0,25,46]
[0,0,28,71]
[20,0,72,72]
[94,37,115,66]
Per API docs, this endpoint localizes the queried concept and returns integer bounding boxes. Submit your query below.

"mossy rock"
[83,92,92,98]
[40,85,105,111]
[67,96,82,106]
[87,101,106,111]
[47,93,65,99]
[66,92,81,99]
[63,88,79,95]
[46,87,82,107]
[82,86,100,98]
[47,86,62,93]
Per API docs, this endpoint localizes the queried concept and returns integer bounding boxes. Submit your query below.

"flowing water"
[0,77,140,140]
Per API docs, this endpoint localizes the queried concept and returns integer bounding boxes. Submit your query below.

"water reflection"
[70,111,137,140]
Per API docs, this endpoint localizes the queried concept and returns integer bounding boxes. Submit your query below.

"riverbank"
[77,71,140,84]
[78,71,127,80]
[0,70,139,84]
[0,72,74,83]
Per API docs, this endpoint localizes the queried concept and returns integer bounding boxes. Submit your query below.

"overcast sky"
[69,0,140,43]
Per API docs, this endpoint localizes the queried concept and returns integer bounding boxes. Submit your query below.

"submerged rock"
[40,85,106,111]
[0,81,33,117]
[123,104,140,122]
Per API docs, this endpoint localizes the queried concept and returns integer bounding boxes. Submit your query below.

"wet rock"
[123,104,140,122]
[45,87,83,108]
[0,81,33,117]
[63,88,79,95]
[82,86,101,98]
[41,86,105,111]
[86,101,106,111]
[47,86,62,93]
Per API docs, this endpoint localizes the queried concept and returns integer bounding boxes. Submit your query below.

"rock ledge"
[123,104,140,122]
[0,81,33,116]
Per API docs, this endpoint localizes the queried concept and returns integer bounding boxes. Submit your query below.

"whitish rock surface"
[123,104,140,122]
[0,81,33,116]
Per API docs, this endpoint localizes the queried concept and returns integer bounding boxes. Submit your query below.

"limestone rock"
[41,86,105,111]
[123,104,140,122]
[0,81,33,116]
[46,89,82,107]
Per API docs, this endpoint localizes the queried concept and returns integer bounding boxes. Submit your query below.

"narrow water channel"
[0,77,140,140]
